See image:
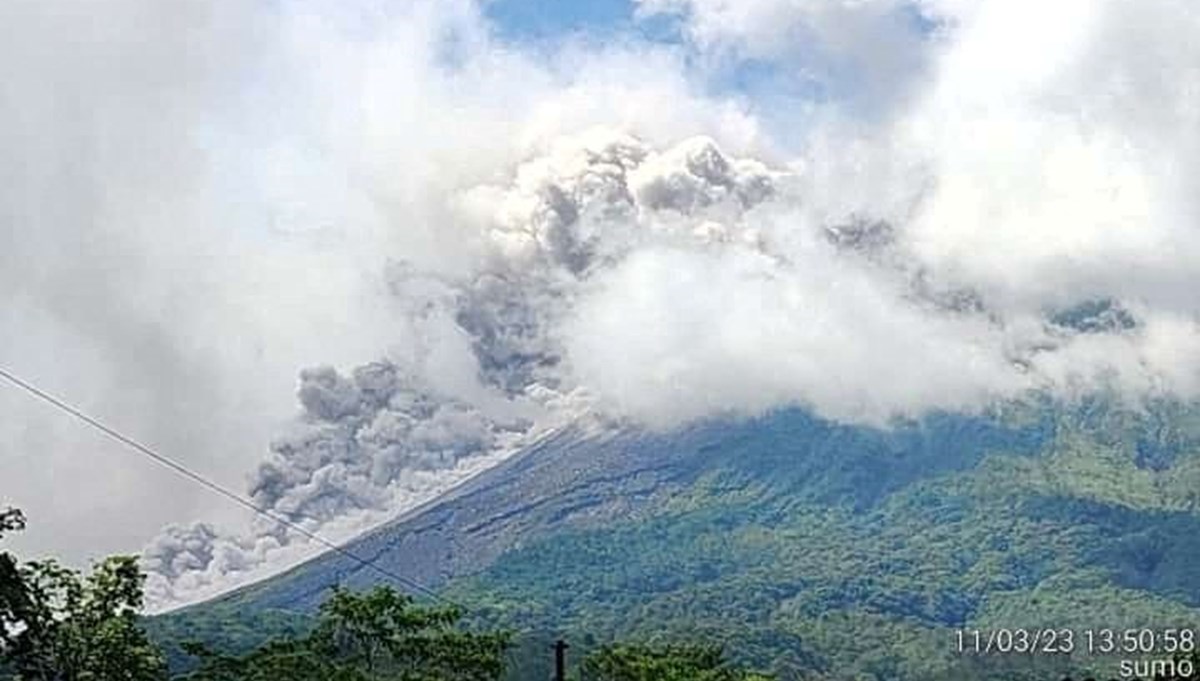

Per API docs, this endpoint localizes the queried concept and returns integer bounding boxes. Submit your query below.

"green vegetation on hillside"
[179,586,510,681]
[437,401,1200,680]
[14,397,1200,680]
[2,506,774,680]
[579,643,774,681]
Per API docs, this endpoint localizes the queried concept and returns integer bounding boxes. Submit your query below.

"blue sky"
[479,0,929,150]
[485,0,640,40]
[482,0,828,149]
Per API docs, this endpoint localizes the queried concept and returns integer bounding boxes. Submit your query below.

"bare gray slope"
[189,407,1040,616]
[202,423,705,613]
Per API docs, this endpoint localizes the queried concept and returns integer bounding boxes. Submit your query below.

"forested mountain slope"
[154,399,1200,679]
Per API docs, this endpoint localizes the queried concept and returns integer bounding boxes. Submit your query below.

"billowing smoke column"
[143,363,530,603]
[145,102,1200,605]
[145,99,1200,604]
[142,131,788,606]
[451,130,785,397]
[253,362,525,521]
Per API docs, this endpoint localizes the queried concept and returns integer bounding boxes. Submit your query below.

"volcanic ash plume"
[145,111,1200,605]
[143,362,533,605]
[142,131,787,606]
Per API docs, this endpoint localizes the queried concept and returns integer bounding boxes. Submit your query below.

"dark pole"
[553,639,569,681]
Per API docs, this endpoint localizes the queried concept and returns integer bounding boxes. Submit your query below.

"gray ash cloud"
[145,110,1200,604]
[142,130,787,606]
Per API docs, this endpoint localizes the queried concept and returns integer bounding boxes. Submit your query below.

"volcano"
[153,401,1200,680]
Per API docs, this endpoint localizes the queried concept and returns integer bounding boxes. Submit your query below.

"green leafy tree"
[0,506,167,680]
[1,507,29,677]
[579,643,773,681]
[182,586,510,681]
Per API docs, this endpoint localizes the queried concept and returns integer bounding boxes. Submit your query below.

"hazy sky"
[2,0,1199,606]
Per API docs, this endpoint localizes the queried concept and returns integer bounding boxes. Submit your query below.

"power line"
[0,365,464,610]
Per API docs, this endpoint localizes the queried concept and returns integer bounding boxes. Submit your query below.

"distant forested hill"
[151,398,1200,680]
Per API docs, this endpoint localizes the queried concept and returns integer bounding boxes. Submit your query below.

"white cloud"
[634,0,937,116]
[4,0,1200,609]
[0,0,769,603]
